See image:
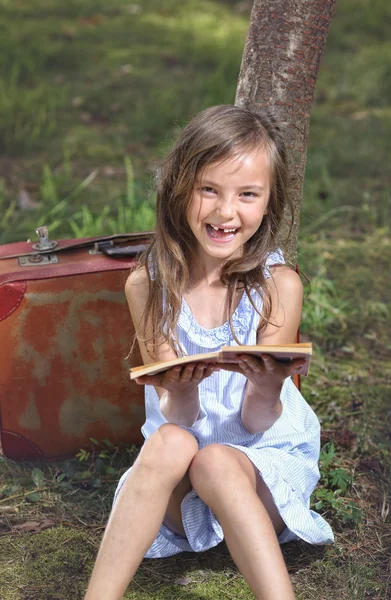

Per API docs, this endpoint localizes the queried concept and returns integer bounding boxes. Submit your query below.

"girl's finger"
[192,363,206,381]
[238,355,263,372]
[165,366,182,382]
[180,363,196,382]
[238,359,251,373]
[287,358,307,375]
[260,354,281,372]
[203,364,218,379]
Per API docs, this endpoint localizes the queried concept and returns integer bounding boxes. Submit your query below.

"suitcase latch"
[18,226,59,266]
[32,226,58,252]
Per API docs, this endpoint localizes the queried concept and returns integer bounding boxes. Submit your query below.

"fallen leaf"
[26,492,41,503]
[13,521,40,532]
[12,519,55,534]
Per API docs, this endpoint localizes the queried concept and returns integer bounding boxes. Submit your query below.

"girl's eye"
[201,186,216,194]
[241,191,257,198]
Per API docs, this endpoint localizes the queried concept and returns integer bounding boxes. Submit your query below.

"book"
[130,342,312,379]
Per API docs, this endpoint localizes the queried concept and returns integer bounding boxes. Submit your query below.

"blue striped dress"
[114,251,334,557]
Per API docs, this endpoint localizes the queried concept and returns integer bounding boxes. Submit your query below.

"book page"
[130,351,220,379]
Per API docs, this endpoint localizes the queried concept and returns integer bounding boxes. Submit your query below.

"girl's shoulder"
[266,264,302,293]
[125,266,149,306]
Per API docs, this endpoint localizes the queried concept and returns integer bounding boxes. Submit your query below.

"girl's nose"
[216,197,236,220]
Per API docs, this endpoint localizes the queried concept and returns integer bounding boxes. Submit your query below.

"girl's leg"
[84,424,198,600]
[189,444,295,600]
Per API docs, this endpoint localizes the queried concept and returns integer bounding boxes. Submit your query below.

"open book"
[130,342,312,379]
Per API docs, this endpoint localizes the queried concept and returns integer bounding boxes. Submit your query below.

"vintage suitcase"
[0,227,152,461]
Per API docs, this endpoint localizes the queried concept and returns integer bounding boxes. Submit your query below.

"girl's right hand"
[134,362,218,394]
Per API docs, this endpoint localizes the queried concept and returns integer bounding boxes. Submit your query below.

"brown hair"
[138,105,292,358]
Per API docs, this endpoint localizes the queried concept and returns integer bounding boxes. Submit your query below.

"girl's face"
[187,148,271,265]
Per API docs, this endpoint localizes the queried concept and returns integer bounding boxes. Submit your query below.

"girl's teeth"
[209,224,237,233]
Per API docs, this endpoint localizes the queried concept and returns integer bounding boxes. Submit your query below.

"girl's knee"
[189,444,235,487]
[157,423,199,457]
[135,423,198,478]
[189,444,255,496]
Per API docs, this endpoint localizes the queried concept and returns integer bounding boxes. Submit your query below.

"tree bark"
[235,0,336,264]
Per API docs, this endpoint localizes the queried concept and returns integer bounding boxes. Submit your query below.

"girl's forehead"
[198,147,271,180]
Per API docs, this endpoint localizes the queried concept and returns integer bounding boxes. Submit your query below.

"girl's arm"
[125,268,215,427]
[231,265,304,434]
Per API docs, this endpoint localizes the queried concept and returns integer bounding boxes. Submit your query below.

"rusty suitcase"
[0,227,151,461]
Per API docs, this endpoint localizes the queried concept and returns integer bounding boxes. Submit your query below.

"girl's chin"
[198,241,242,261]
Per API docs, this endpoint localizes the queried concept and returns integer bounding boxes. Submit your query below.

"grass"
[0,0,390,598]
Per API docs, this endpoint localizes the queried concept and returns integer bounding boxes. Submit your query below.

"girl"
[85,105,333,600]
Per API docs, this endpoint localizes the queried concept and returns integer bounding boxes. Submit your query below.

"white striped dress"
[114,251,334,557]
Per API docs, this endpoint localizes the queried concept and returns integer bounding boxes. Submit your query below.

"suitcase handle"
[98,243,149,258]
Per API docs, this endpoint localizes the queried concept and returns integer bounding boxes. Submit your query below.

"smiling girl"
[84,105,333,600]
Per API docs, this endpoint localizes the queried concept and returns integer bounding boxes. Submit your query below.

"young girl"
[85,105,333,600]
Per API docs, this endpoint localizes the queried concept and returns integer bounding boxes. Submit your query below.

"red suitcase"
[0,227,151,461]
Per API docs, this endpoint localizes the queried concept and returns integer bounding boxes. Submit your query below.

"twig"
[0,487,49,504]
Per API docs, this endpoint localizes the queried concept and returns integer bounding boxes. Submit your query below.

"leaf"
[320,442,337,469]
[1,484,21,497]
[13,521,40,532]
[13,519,55,534]
[98,452,109,460]
[57,481,73,490]
[330,468,351,493]
[31,468,44,488]
[105,466,117,475]
[26,492,41,503]
[94,458,106,474]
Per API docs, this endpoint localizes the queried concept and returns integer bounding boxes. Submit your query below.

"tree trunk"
[235,0,336,264]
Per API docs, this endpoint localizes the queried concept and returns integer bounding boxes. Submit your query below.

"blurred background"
[0,0,389,245]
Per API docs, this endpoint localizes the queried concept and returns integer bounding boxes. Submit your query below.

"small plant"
[301,268,350,339]
[68,157,155,237]
[312,442,362,525]
[75,437,136,483]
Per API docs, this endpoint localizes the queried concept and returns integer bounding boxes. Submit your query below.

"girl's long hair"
[138,105,292,358]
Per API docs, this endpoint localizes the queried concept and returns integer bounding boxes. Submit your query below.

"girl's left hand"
[219,353,306,388]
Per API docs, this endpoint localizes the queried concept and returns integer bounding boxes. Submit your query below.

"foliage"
[312,443,362,526]
[68,158,155,237]
[301,266,350,342]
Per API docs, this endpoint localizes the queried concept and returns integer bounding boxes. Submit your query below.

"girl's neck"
[188,257,225,289]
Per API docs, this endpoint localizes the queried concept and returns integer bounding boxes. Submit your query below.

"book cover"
[130,343,312,379]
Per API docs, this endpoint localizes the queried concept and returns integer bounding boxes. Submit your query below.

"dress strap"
[264,248,285,279]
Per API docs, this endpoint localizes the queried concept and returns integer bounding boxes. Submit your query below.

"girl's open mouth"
[206,224,239,241]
